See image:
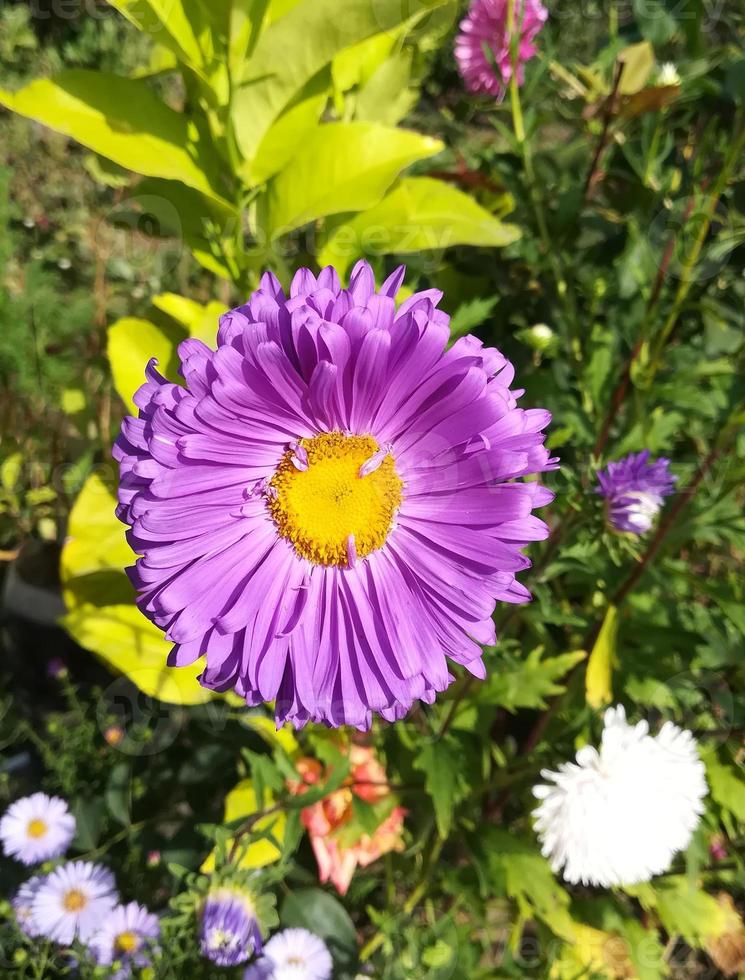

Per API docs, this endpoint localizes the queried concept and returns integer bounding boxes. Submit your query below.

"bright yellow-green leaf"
[586,603,618,709]
[617,42,655,95]
[654,878,729,946]
[332,31,399,93]
[319,176,519,275]
[61,474,222,706]
[108,0,213,71]
[201,780,286,872]
[241,714,299,757]
[549,922,633,980]
[107,317,184,413]
[250,69,330,185]
[354,50,416,125]
[0,72,227,203]
[264,123,442,238]
[706,753,745,822]
[232,0,449,164]
[151,294,225,345]
[1,452,23,492]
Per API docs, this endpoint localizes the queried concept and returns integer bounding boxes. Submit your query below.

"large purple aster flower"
[455,0,548,101]
[114,262,556,729]
[596,450,676,535]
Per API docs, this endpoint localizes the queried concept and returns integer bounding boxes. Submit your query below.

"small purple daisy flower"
[455,0,548,101]
[244,927,333,980]
[12,875,46,937]
[88,902,160,978]
[31,861,118,944]
[596,451,676,535]
[199,887,263,967]
[114,261,556,729]
[0,793,76,865]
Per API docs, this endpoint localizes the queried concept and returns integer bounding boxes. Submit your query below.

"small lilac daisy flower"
[199,887,263,967]
[114,261,556,729]
[244,928,333,980]
[0,793,76,865]
[31,861,118,944]
[455,0,548,101]
[596,450,677,534]
[88,901,160,979]
[12,875,46,937]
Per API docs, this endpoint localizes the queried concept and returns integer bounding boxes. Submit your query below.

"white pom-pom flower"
[532,705,707,887]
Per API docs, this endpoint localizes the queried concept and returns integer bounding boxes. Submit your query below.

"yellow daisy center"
[115,930,139,954]
[27,818,48,839]
[63,889,87,912]
[269,432,403,567]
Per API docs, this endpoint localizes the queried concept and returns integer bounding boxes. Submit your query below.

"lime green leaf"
[232,0,449,164]
[617,41,655,95]
[202,780,286,872]
[60,474,222,707]
[107,0,215,74]
[151,294,225,346]
[0,72,227,203]
[481,647,586,714]
[482,830,575,942]
[586,604,618,709]
[250,69,330,185]
[264,123,442,239]
[1,452,23,492]
[413,738,465,838]
[706,753,745,822]
[332,30,398,93]
[107,317,185,413]
[319,176,518,276]
[354,50,417,125]
[654,878,728,946]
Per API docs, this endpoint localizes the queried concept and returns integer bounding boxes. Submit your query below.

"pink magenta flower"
[288,744,406,895]
[455,0,548,101]
[114,262,556,729]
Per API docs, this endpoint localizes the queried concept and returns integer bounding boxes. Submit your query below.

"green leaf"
[107,0,217,77]
[1,452,23,492]
[152,294,225,345]
[653,879,728,946]
[201,779,286,872]
[706,753,745,823]
[281,888,358,973]
[482,647,586,713]
[449,297,499,340]
[319,176,518,275]
[60,475,223,706]
[232,0,450,164]
[481,830,575,941]
[413,737,465,837]
[107,317,185,413]
[617,42,655,95]
[355,50,417,124]
[250,68,330,185]
[71,798,105,851]
[586,604,618,709]
[105,761,132,827]
[0,72,227,203]
[263,124,442,239]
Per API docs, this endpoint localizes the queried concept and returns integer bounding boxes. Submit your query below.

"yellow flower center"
[63,889,87,912]
[269,432,403,566]
[26,819,48,839]
[115,930,139,954]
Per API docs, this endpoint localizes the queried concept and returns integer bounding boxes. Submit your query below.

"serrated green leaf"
[706,753,745,822]
[482,647,586,713]
[413,738,465,837]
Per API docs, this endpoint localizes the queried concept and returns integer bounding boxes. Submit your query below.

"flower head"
[289,743,406,894]
[200,887,262,967]
[31,861,118,944]
[532,705,707,887]
[12,875,46,937]
[114,262,556,729]
[88,902,160,978]
[596,450,676,534]
[0,793,76,865]
[244,928,333,980]
[455,0,548,101]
